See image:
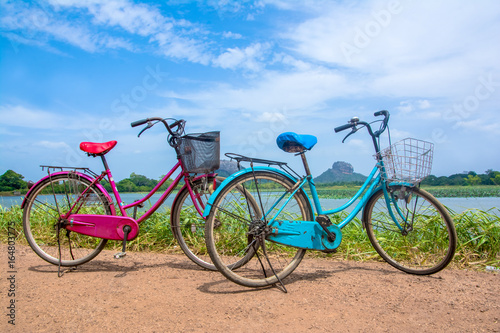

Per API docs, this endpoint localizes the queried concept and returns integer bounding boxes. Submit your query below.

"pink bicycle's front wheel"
[170,176,221,270]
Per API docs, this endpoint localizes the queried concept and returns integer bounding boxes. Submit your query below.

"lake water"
[1,193,498,214]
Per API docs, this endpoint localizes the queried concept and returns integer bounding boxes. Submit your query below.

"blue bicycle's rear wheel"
[205,170,313,288]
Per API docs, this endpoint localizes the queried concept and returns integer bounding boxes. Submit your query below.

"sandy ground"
[1,244,499,332]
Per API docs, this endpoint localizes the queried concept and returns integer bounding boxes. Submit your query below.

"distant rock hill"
[215,160,240,177]
[315,161,367,184]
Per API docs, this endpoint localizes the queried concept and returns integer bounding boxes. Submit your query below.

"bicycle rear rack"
[225,153,300,293]
[225,153,302,180]
[40,165,100,178]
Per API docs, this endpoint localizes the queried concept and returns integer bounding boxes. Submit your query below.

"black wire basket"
[178,131,220,173]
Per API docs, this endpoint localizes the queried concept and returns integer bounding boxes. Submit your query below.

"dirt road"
[1,244,498,332]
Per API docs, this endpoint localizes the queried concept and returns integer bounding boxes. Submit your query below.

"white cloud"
[79,0,167,36]
[153,32,211,65]
[222,31,243,39]
[418,100,430,109]
[0,1,134,53]
[346,138,366,149]
[455,119,500,135]
[0,0,209,61]
[213,43,270,71]
[0,104,116,132]
[35,141,72,150]
[397,101,413,113]
[255,111,287,123]
[0,105,63,129]
[396,99,432,114]
[285,0,500,99]
[162,67,350,115]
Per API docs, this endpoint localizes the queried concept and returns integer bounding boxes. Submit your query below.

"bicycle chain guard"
[63,214,139,241]
[266,220,342,251]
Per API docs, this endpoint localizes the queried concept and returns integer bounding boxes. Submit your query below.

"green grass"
[451,207,500,268]
[2,203,499,270]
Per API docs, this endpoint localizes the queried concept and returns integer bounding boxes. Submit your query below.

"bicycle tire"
[170,176,221,270]
[205,170,313,288]
[363,185,457,275]
[23,173,111,266]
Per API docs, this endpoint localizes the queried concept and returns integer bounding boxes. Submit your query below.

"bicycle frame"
[23,159,215,231]
[203,156,409,252]
[280,162,408,231]
[291,165,382,228]
[95,161,214,222]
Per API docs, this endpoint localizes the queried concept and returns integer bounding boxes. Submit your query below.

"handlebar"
[334,110,390,150]
[372,110,389,137]
[334,122,354,133]
[131,119,149,127]
[130,117,186,138]
[335,110,389,135]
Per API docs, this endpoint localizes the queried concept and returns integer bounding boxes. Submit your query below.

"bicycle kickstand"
[114,225,132,259]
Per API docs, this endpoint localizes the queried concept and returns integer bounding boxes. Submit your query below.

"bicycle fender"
[360,185,384,227]
[202,166,306,218]
[21,171,116,215]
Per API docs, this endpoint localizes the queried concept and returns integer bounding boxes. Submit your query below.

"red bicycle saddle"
[80,140,117,156]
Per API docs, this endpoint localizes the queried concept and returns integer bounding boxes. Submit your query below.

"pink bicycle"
[21,117,221,272]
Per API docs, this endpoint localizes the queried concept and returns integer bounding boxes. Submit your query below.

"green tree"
[158,175,175,191]
[129,173,157,188]
[0,170,27,191]
[464,174,482,186]
[491,173,500,185]
[116,179,138,192]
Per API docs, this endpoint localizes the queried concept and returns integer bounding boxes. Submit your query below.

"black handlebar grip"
[131,119,149,127]
[374,110,388,117]
[334,123,354,133]
[169,119,182,129]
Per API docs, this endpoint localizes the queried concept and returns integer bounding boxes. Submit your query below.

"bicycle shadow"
[196,261,425,295]
[195,268,340,295]
[27,257,188,278]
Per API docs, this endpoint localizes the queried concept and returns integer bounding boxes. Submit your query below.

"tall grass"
[451,207,500,268]
[308,208,500,269]
[1,204,499,269]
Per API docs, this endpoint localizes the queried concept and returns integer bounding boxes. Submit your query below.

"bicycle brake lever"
[342,127,357,143]
[138,121,153,137]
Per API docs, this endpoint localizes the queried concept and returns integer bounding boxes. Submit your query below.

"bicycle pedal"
[115,225,131,259]
[114,252,127,259]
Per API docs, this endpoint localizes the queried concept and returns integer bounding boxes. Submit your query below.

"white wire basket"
[376,138,434,184]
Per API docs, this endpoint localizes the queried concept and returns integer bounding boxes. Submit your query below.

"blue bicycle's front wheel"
[363,185,457,275]
[205,171,313,288]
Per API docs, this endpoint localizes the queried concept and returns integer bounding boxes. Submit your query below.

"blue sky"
[1,0,499,182]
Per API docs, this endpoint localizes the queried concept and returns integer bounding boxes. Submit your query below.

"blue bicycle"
[203,110,457,290]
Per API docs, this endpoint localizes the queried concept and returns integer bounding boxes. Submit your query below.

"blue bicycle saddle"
[276,132,317,153]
